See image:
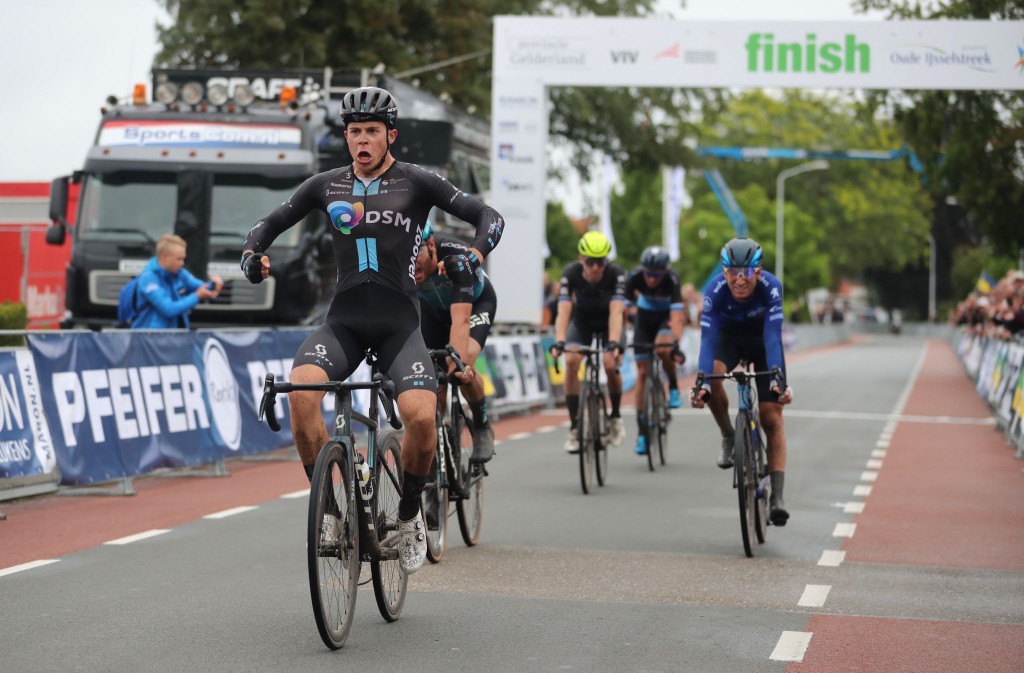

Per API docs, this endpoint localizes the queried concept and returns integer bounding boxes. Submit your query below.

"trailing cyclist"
[624,246,686,456]
[240,86,504,573]
[414,220,497,465]
[689,237,794,525]
[551,231,627,453]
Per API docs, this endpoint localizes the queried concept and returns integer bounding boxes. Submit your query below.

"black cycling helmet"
[640,246,670,271]
[720,236,764,268]
[340,86,399,129]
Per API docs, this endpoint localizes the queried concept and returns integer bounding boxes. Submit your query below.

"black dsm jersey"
[558,261,626,328]
[244,161,503,300]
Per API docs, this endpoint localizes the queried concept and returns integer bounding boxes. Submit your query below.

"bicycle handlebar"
[693,366,786,402]
[258,372,403,433]
[428,345,467,383]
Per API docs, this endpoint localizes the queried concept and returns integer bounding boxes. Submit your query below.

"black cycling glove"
[442,253,477,286]
[241,252,265,284]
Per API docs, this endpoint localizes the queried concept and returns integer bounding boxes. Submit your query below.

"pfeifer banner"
[0,351,57,481]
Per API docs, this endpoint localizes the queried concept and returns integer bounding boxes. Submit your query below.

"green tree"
[853,0,1024,253]
[545,200,580,275]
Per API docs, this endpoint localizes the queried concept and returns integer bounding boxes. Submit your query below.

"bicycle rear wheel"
[593,387,609,486]
[578,381,596,494]
[307,440,359,650]
[453,409,485,545]
[734,412,757,558]
[423,422,448,563]
[656,382,668,466]
[370,430,408,621]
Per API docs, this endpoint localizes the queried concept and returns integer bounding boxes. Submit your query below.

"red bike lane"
[790,338,1024,673]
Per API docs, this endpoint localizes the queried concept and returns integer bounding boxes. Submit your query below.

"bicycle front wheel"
[423,425,448,563]
[642,379,658,472]
[371,430,408,621]
[307,440,359,650]
[734,412,757,558]
[453,412,485,546]
[593,386,609,486]
[578,381,596,494]
[752,421,769,545]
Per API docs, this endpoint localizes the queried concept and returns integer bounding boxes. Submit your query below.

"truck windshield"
[78,171,176,241]
[211,174,304,247]
[77,171,304,246]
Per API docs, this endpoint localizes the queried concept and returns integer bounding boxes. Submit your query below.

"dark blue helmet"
[640,246,670,271]
[720,237,763,268]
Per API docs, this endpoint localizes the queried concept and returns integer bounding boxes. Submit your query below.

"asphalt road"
[2,334,1022,672]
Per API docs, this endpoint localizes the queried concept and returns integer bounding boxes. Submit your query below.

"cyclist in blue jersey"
[550,231,627,453]
[690,237,794,525]
[414,221,496,463]
[241,86,504,573]
[624,246,686,455]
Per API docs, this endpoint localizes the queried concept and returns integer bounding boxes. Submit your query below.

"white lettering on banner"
[15,352,56,470]
[247,359,292,422]
[0,438,31,462]
[52,365,209,448]
[26,284,62,319]
[0,372,22,432]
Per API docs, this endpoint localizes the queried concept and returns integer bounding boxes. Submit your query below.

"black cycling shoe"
[770,505,790,526]
[470,423,495,464]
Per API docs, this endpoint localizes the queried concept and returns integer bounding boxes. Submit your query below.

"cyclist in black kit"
[240,86,504,573]
[414,220,497,463]
[550,231,626,453]
[624,246,686,456]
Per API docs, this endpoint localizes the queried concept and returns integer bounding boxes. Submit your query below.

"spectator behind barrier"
[131,234,223,329]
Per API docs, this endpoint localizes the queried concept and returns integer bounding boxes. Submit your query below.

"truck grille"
[89,271,275,310]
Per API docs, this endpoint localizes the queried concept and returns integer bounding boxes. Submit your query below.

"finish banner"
[0,351,57,481]
[25,331,315,485]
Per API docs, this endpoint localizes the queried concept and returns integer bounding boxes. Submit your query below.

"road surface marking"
[860,470,878,482]
[0,559,59,578]
[770,631,813,662]
[871,449,887,458]
[818,550,846,566]
[844,501,865,514]
[798,584,831,608]
[506,432,533,441]
[866,459,884,469]
[833,523,857,538]
[281,489,310,499]
[204,506,258,519]
[536,425,559,433]
[875,438,890,448]
[853,484,873,496]
[104,530,170,545]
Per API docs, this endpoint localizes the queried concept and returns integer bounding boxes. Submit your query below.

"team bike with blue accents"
[555,340,611,494]
[694,363,784,558]
[629,342,680,473]
[258,349,405,649]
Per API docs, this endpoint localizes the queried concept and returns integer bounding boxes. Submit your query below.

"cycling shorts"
[714,326,784,403]
[293,285,437,395]
[567,320,608,348]
[420,279,497,352]
[632,311,672,361]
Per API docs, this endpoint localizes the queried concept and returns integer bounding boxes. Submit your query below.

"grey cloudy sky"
[0,0,880,183]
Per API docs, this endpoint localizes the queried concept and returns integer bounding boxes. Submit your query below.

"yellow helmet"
[578,231,612,258]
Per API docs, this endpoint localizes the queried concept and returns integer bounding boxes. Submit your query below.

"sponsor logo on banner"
[203,339,241,450]
[656,43,681,60]
[684,50,717,64]
[501,179,535,194]
[0,352,56,474]
[610,50,640,65]
[509,37,586,68]
[745,33,871,74]
[1016,41,1024,73]
[498,94,542,109]
[98,120,302,148]
[497,143,535,164]
[889,44,995,73]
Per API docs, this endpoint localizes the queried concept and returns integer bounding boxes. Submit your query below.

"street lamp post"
[927,233,936,322]
[775,160,829,287]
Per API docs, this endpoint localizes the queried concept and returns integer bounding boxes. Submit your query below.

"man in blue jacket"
[131,234,222,329]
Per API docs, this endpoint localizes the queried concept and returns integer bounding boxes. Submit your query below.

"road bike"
[556,341,611,494]
[423,346,486,562]
[258,350,405,649]
[694,363,783,558]
[630,342,678,472]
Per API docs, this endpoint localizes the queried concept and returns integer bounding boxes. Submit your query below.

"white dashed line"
[104,529,170,545]
[833,522,857,538]
[843,501,865,514]
[506,432,533,441]
[818,550,846,566]
[797,584,832,608]
[853,484,873,497]
[770,631,813,662]
[204,506,258,519]
[281,489,310,499]
[0,559,59,578]
[866,459,884,469]
[875,439,890,448]
[871,449,887,458]
[860,470,878,482]
[536,425,559,433]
